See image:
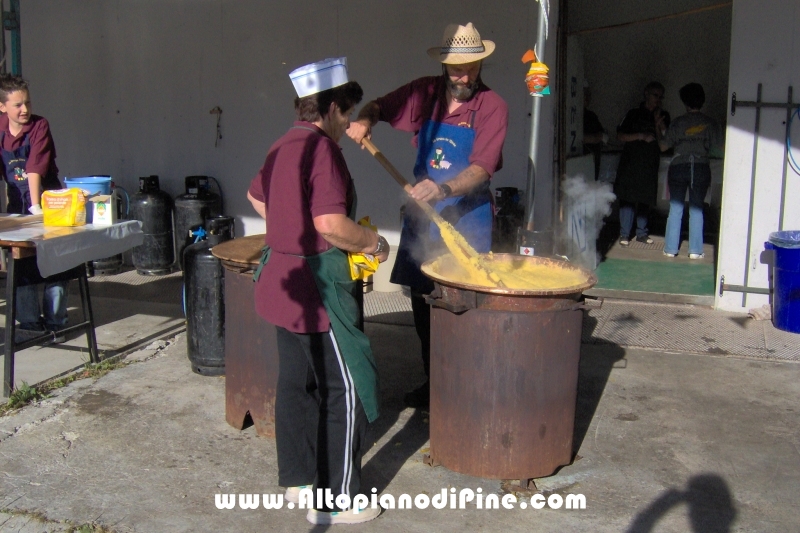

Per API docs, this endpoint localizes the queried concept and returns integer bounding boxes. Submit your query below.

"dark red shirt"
[375,76,508,176]
[248,122,353,333]
[0,113,58,178]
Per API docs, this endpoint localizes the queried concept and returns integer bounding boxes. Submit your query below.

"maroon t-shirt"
[0,113,58,178]
[248,122,353,333]
[375,76,508,176]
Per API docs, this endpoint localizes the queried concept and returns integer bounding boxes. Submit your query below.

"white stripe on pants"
[274,326,368,510]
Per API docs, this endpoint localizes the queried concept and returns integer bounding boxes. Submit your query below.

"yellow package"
[348,253,380,281]
[348,216,381,281]
[42,188,87,227]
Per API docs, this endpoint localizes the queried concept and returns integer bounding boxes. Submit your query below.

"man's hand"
[654,110,666,139]
[408,178,443,203]
[346,119,371,146]
[346,101,380,148]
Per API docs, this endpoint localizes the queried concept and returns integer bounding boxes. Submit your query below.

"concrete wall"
[18,1,557,243]
[715,0,800,311]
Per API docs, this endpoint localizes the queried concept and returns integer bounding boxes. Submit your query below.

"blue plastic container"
[64,176,112,196]
[64,176,113,224]
[765,231,800,334]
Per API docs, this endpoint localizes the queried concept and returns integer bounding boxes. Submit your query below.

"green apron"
[253,195,379,422]
[306,247,379,422]
[255,247,379,422]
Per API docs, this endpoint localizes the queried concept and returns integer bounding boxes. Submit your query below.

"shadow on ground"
[626,473,737,533]
[573,314,626,458]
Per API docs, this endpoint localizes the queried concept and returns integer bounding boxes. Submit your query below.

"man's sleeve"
[376,77,436,133]
[470,97,509,176]
[26,119,56,176]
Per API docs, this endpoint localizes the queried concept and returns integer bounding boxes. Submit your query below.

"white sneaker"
[284,485,310,504]
[307,505,382,525]
[663,252,676,258]
[689,253,705,259]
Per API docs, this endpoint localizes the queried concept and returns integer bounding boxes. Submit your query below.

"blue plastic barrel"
[64,176,112,196]
[765,231,800,334]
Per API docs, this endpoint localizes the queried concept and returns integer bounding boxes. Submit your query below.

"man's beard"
[447,77,479,101]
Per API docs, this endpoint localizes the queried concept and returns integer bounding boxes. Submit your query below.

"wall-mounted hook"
[209,106,222,147]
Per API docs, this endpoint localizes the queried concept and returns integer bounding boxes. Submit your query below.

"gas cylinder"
[174,176,223,270]
[184,215,235,376]
[130,175,175,275]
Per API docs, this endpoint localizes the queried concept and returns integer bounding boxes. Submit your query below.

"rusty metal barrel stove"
[421,253,597,480]
[211,234,279,437]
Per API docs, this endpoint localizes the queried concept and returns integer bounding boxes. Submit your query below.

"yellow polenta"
[433,221,588,290]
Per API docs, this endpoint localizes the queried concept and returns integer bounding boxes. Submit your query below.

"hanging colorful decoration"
[522,48,550,97]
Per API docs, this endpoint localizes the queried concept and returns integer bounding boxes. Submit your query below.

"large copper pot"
[421,253,597,480]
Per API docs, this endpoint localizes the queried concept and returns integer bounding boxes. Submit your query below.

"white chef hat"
[289,57,348,98]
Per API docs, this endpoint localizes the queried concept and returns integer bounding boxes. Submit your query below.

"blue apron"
[390,115,493,292]
[0,131,61,214]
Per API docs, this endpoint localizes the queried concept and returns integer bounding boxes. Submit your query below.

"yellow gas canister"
[41,188,87,226]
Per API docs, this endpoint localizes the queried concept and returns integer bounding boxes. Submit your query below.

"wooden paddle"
[359,138,505,288]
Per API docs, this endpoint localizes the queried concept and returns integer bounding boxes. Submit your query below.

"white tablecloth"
[0,220,144,278]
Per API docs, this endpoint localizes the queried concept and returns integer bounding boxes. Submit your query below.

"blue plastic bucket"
[64,176,112,196]
[765,231,800,334]
[64,176,113,224]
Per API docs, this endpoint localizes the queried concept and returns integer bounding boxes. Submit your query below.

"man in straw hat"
[247,57,387,525]
[348,22,508,409]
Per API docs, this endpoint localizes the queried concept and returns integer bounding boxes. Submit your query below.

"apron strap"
[252,246,271,282]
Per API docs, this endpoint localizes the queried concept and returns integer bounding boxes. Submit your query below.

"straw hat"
[427,23,495,64]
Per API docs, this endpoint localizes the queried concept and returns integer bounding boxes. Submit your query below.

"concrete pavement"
[0,269,185,395]
[1,297,799,532]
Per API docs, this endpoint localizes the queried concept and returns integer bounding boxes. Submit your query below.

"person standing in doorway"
[347,22,508,409]
[0,74,67,341]
[660,83,723,259]
[614,81,670,247]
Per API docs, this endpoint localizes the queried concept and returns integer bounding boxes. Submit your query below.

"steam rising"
[558,175,616,270]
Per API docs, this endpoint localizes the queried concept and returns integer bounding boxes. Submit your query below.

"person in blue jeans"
[614,82,670,246]
[659,83,723,259]
[0,74,68,339]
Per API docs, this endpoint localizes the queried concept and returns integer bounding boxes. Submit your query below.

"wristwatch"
[372,235,388,255]
[439,183,453,198]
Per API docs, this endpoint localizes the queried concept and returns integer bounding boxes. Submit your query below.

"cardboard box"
[88,194,117,226]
